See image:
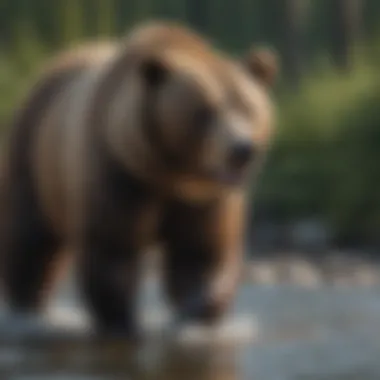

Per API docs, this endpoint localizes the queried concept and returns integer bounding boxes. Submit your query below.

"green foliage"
[0,19,47,131]
[257,55,380,243]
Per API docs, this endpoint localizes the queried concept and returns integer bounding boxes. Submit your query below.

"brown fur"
[0,21,278,338]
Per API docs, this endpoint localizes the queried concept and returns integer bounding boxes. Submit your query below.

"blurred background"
[1,1,380,379]
[1,0,380,257]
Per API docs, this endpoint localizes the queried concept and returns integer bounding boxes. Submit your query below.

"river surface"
[1,255,380,380]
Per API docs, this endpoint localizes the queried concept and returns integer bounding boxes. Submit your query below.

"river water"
[2,255,380,380]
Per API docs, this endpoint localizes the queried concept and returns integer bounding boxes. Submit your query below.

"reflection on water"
[2,257,380,380]
[2,338,241,380]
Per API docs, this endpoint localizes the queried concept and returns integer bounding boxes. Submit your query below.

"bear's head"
[102,22,278,202]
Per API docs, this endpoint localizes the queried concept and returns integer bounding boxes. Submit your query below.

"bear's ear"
[242,47,279,88]
[140,57,169,88]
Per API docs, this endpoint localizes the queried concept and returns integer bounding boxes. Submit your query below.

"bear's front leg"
[76,175,147,343]
[78,242,142,342]
[161,192,245,327]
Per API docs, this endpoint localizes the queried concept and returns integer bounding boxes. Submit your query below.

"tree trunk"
[330,0,362,71]
[281,0,308,88]
[185,0,208,34]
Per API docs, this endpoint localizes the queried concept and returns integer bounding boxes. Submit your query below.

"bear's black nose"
[229,141,255,169]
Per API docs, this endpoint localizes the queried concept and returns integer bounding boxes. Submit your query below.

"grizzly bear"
[0,21,278,341]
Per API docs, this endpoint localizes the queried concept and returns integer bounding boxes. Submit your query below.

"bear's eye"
[192,105,214,130]
[141,59,168,88]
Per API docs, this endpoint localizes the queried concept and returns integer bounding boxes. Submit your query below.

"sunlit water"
[2,256,380,380]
